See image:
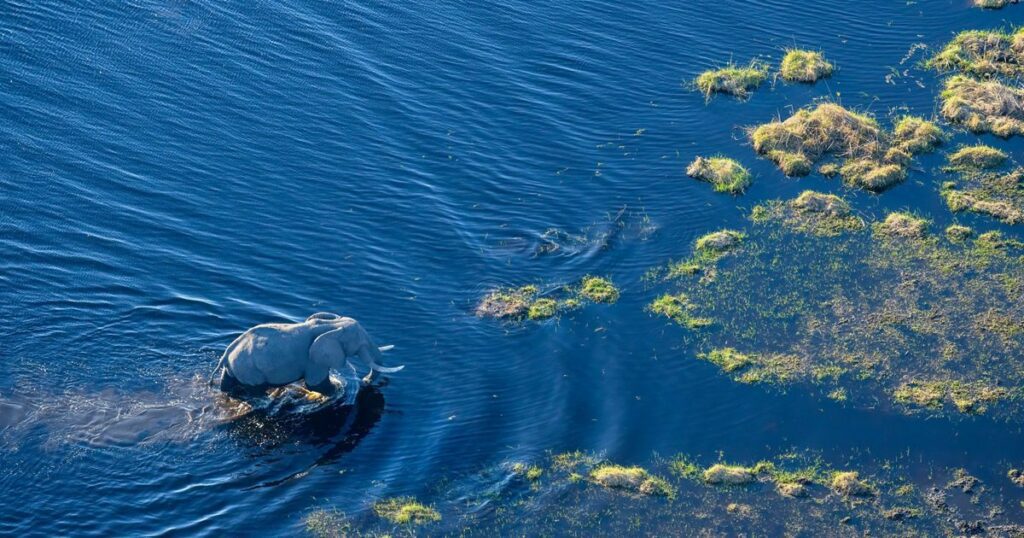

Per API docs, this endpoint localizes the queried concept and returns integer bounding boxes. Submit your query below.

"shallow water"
[2,0,1024,535]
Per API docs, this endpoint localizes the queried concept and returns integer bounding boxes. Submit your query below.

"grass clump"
[527,298,558,320]
[927,28,1024,76]
[476,285,538,320]
[700,348,752,372]
[873,212,929,239]
[947,144,1008,170]
[750,104,934,191]
[751,191,864,236]
[945,224,974,242]
[512,462,544,481]
[780,49,834,82]
[890,116,944,156]
[373,497,441,525]
[694,230,745,260]
[703,464,756,485]
[940,75,1024,138]
[686,156,752,194]
[578,276,620,303]
[698,348,802,385]
[831,471,874,497]
[648,293,712,329]
[304,509,351,538]
[695,61,768,99]
[894,379,1009,414]
[942,169,1024,225]
[975,0,1019,7]
[590,464,675,498]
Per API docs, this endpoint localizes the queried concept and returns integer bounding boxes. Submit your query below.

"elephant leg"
[304,362,337,396]
[219,370,269,398]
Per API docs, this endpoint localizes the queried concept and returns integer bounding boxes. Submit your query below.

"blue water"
[2,0,1024,535]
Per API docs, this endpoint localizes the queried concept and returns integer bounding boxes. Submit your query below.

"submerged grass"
[373,497,441,525]
[942,168,1024,225]
[649,191,1024,417]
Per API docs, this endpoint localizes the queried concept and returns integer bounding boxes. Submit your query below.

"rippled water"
[2,0,1024,535]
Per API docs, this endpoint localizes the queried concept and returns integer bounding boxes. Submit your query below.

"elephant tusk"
[372,363,405,373]
[378,345,395,352]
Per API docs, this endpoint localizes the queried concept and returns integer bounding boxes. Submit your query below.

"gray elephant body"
[215,313,401,395]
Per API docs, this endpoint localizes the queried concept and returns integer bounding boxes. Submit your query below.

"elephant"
[212,313,403,396]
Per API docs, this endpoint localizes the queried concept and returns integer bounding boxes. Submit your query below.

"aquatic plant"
[751,191,864,236]
[942,167,1024,224]
[831,471,874,497]
[945,224,973,242]
[873,212,929,239]
[578,275,620,303]
[512,462,544,481]
[695,61,768,99]
[750,104,936,190]
[946,144,1008,170]
[304,509,351,538]
[780,49,833,82]
[974,0,1019,7]
[590,464,675,498]
[476,285,539,319]
[648,293,712,328]
[702,464,755,485]
[686,156,752,194]
[927,28,1024,76]
[527,298,558,320]
[940,75,1024,138]
[373,497,441,525]
[649,193,1024,418]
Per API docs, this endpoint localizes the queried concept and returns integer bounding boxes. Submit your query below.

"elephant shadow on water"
[216,379,387,465]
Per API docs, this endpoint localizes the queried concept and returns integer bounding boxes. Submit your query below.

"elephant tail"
[208,354,227,385]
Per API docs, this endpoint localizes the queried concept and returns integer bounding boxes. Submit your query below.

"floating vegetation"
[974,0,1019,7]
[590,464,675,498]
[372,497,441,525]
[686,156,752,194]
[894,379,1008,414]
[694,230,745,260]
[750,104,939,190]
[945,224,973,241]
[946,144,1008,170]
[702,464,756,485]
[648,293,712,328]
[750,191,864,236]
[927,28,1024,76]
[476,284,539,320]
[304,509,351,538]
[578,275,620,303]
[698,348,802,384]
[512,462,544,481]
[478,276,621,323]
[780,49,833,82]
[527,298,558,320]
[940,75,1024,138]
[873,211,929,239]
[831,471,874,497]
[649,191,1024,417]
[303,449,1024,536]
[942,168,1024,225]
[695,61,768,99]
